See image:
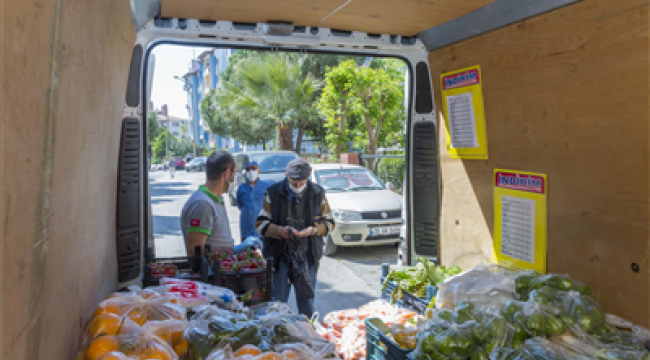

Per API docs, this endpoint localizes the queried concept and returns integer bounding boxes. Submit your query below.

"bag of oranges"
[79,329,179,360]
[145,320,190,358]
[93,293,186,326]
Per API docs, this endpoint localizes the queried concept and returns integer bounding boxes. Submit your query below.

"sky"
[149,45,212,118]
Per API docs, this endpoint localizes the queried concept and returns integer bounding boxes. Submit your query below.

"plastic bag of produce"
[146,284,212,309]
[553,326,649,360]
[161,278,242,311]
[145,320,190,358]
[414,320,485,360]
[556,291,606,333]
[248,302,295,319]
[93,293,186,326]
[79,326,179,360]
[435,264,517,310]
[191,305,250,322]
[500,301,567,339]
[275,342,339,360]
[186,318,264,360]
[489,337,572,360]
[603,313,650,351]
[515,274,593,302]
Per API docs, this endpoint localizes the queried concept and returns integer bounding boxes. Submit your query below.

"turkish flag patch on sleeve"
[190,219,200,227]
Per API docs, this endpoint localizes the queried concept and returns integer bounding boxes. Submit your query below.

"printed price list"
[501,195,536,264]
[446,92,478,148]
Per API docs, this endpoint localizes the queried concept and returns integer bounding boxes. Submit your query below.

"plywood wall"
[430,0,650,326]
[2,1,135,359]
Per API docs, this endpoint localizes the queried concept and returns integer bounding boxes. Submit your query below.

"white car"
[310,164,403,256]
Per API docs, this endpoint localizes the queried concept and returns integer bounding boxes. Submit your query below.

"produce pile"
[315,300,418,360]
[208,249,267,272]
[407,266,650,360]
[382,258,462,304]
[76,284,337,360]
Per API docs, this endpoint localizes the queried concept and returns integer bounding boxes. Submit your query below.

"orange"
[170,330,183,345]
[172,338,188,357]
[88,314,123,339]
[93,304,122,318]
[127,308,147,326]
[98,351,130,360]
[234,345,262,357]
[86,336,120,360]
[280,350,300,360]
[137,342,172,360]
[152,327,172,344]
[253,353,283,360]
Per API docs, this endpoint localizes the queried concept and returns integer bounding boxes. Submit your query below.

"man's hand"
[278,226,290,239]
[292,226,316,238]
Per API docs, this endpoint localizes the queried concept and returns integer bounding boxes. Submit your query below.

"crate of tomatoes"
[143,245,273,306]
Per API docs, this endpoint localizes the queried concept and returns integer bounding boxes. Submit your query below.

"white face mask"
[289,182,307,194]
[246,170,260,182]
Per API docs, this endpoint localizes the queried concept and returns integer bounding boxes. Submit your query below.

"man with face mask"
[180,151,238,256]
[236,161,270,241]
[255,159,335,318]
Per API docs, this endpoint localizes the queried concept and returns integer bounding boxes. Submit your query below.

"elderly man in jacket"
[255,159,334,318]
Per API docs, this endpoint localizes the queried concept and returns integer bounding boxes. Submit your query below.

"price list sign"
[493,169,548,273]
[440,65,488,159]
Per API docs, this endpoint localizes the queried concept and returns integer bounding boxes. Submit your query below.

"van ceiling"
[160,0,499,36]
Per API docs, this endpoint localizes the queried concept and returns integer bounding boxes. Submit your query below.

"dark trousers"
[273,254,317,318]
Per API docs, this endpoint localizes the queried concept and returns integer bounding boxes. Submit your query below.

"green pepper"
[526,313,545,336]
[529,290,550,305]
[487,317,507,342]
[471,349,490,360]
[502,301,522,321]
[483,339,500,354]
[559,314,575,328]
[545,314,565,336]
[573,282,593,297]
[513,324,528,341]
[453,309,474,324]
[515,275,535,292]
[420,332,437,354]
[472,323,491,344]
[511,339,525,350]
[437,331,474,358]
[577,315,594,332]
[437,309,454,322]
[590,308,606,326]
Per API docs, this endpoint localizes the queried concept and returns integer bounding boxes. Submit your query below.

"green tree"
[203,53,321,152]
[318,59,406,170]
[152,130,172,163]
[147,111,163,143]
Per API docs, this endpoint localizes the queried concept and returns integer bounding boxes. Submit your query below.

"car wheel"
[323,235,338,257]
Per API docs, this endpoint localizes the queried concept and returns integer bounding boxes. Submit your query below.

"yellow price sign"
[493,169,548,274]
[440,65,488,159]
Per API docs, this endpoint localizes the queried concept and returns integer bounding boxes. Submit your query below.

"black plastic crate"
[211,257,273,306]
[365,318,413,360]
[380,263,438,314]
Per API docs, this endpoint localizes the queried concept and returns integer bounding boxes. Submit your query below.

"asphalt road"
[149,168,398,316]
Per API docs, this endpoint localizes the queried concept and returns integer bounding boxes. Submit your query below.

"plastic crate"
[365,318,413,360]
[143,246,273,306]
[211,257,273,306]
[380,263,438,314]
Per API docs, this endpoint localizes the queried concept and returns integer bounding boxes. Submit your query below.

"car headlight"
[333,210,362,221]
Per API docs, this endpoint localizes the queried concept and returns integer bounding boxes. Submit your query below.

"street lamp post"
[174,75,197,157]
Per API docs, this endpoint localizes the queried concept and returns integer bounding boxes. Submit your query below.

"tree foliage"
[318,58,406,169]
[148,111,163,143]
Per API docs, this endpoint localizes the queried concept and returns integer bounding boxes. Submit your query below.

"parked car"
[228,151,299,206]
[172,158,185,170]
[186,157,206,172]
[310,164,403,256]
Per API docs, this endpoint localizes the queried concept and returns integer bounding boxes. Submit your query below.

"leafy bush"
[374,157,404,192]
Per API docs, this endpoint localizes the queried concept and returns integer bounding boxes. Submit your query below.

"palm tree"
[216,53,322,151]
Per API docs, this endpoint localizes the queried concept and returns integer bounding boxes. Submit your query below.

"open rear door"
[117,45,146,289]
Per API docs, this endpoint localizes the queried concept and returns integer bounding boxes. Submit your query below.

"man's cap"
[245,161,260,168]
[286,159,311,180]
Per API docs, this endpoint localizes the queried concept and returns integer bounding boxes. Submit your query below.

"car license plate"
[369,226,400,236]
